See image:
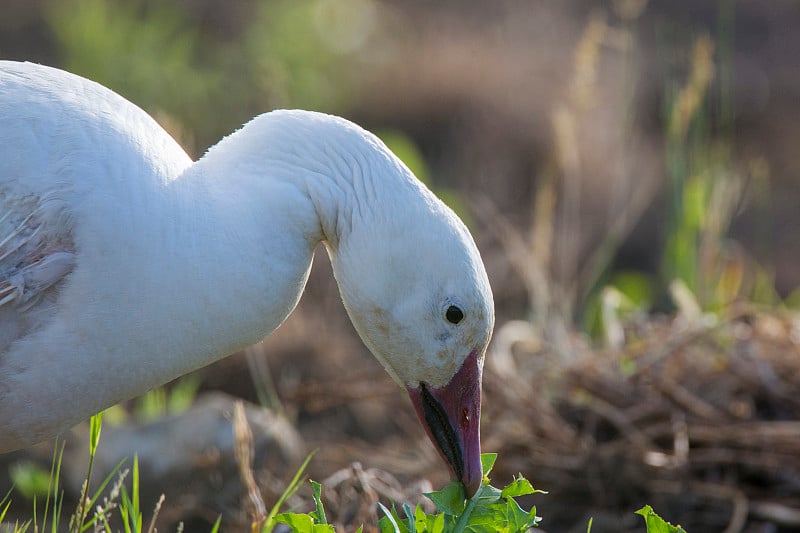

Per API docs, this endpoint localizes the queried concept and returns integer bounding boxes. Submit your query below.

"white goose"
[0,62,494,496]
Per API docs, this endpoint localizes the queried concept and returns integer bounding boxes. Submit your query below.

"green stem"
[453,484,484,533]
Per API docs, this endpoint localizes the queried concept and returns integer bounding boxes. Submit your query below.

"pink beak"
[406,349,483,498]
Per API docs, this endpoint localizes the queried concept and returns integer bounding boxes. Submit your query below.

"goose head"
[327,160,494,498]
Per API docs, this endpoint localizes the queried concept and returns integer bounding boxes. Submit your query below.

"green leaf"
[635,505,687,533]
[275,512,336,533]
[480,453,498,479]
[500,476,537,499]
[425,482,466,515]
[378,503,404,533]
[475,484,503,505]
[461,504,507,532]
[428,512,445,533]
[378,515,397,533]
[414,505,428,532]
[274,512,314,530]
[401,503,416,533]
[504,498,540,532]
[310,480,327,524]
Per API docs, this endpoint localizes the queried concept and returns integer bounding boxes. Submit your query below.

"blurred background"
[2,0,800,531]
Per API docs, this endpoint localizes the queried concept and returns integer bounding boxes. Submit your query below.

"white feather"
[0,61,494,452]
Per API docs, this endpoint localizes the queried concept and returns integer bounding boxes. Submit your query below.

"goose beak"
[407,349,483,498]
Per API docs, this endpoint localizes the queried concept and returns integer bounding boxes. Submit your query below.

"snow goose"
[0,61,494,497]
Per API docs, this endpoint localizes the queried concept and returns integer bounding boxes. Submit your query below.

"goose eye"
[445,305,464,324]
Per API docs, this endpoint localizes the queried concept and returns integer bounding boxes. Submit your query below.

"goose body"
[0,62,494,496]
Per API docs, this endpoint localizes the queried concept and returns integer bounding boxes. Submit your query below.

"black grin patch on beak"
[419,382,463,481]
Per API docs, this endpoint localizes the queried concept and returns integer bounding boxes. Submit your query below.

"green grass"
[261,451,317,532]
[1,417,685,532]
[274,452,684,532]
[2,414,162,533]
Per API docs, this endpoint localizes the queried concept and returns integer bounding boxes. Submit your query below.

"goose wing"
[0,205,74,311]
[0,188,75,353]
[0,62,78,351]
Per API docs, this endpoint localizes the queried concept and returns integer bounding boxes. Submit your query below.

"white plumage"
[0,62,493,496]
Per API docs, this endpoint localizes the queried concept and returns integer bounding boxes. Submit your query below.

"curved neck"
[160,111,410,367]
[200,111,420,249]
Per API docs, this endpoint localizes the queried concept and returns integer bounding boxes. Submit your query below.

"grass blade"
[262,450,316,532]
[48,440,65,533]
[80,458,127,532]
[0,490,12,524]
[73,413,103,532]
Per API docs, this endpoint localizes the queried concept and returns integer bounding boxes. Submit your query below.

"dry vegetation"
[241,302,800,532]
[482,305,800,532]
